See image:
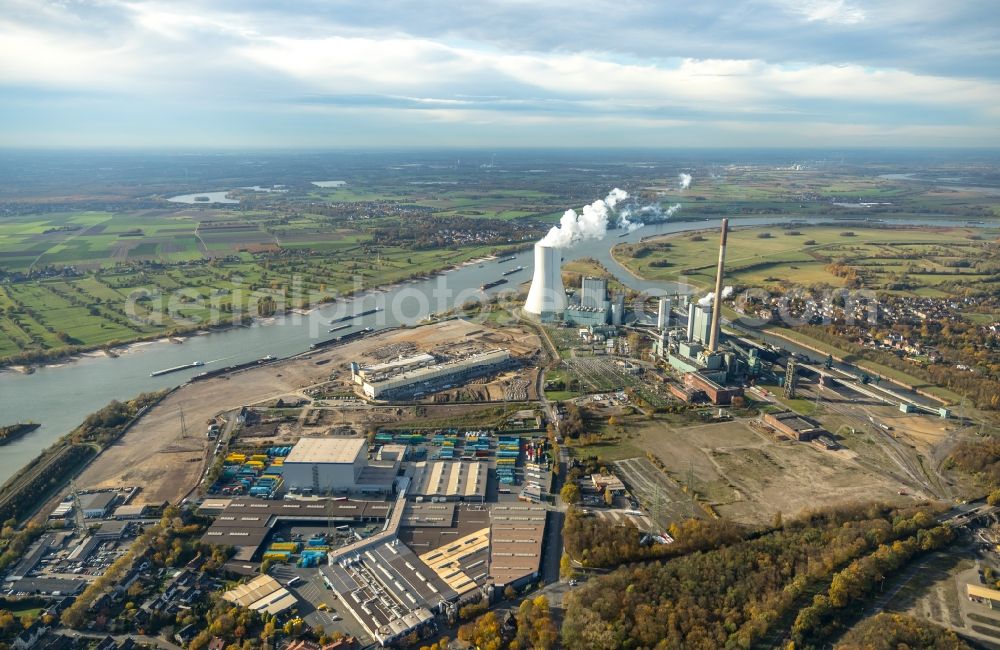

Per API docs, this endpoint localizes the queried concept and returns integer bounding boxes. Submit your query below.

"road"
[54,629,184,650]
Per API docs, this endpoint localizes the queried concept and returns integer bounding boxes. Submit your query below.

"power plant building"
[687,303,712,345]
[657,298,672,330]
[524,244,567,320]
[565,276,611,326]
[580,277,608,309]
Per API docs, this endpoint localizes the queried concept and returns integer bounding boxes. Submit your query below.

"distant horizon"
[3,146,1000,153]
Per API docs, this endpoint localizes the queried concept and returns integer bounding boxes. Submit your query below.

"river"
[0,215,990,483]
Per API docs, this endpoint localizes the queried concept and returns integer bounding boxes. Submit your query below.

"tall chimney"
[708,218,728,352]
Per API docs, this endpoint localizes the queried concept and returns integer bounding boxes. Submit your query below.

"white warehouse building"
[282,438,397,495]
[361,349,512,399]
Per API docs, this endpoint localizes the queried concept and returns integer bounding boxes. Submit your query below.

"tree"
[603,487,614,507]
[560,482,581,505]
[560,552,575,580]
[458,612,502,650]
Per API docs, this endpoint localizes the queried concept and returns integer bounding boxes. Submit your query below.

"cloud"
[775,0,867,25]
[0,0,998,147]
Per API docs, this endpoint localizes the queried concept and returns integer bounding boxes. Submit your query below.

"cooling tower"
[524,244,567,318]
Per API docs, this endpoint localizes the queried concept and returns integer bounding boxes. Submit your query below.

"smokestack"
[708,218,728,352]
[524,244,566,318]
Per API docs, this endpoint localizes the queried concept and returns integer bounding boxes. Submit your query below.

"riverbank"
[0,391,168,525]
[0,245,533,373]
[0,316,253,373]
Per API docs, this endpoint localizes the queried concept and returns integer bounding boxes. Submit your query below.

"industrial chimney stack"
[708,218,728,352]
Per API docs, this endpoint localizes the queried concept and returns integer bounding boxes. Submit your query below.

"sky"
[1,0,999,149]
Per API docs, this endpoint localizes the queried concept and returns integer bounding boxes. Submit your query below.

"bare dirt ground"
[74,319,539,505]
[634,418,909,526]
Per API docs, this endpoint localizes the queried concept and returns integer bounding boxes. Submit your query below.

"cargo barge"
[188,355,278,383]
[310,326,374,350]
[480,279,509,291]
[501,266,524,276]
[328,306,382,325]
[0,422,41,445]
[496,255,516,264]
[150,360,204,377]
[328,323,352,333]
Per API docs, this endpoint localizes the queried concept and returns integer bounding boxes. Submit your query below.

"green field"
[614,224,999,296]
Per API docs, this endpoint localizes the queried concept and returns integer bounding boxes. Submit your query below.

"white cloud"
[774,0,867,25]
[0,0,998,146]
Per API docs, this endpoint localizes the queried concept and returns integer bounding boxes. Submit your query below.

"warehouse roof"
[113,504,148,519]
[409,461,488,501]
[79,492,116,512]
[360,353,436,377]
[223,575,297,615]
[285,437,367,464]
[398,505,490,553]
[400,502,456,528]
[490,504,547,587]
[321,539,453,644]
[9,577,86,596]
[418,527,491,595]
[201,497,393,557]
[767,411,822,433]
[364,349,511,391]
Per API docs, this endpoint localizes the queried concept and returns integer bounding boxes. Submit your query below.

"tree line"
[561,503,951,649]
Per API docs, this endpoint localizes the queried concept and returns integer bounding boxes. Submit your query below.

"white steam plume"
[697,286,733,307]
[678,173,692,189]
[538,188,628,248]
[618,202,682,232]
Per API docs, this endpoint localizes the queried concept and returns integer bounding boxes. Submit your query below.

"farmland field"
[614,224,1000,297]
[2,150,999,366]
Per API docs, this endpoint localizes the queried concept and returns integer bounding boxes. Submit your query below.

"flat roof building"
[590,473,626,495]
[684,372,743,406]
[282,437,397,496]
[79,492,117,519]
[201,497,393,560]
[223,575,298,616]
[409,461,488,502]
[285,437,367,465]
[361,349,512,400]
[321,540,454,646]
[490,504,547,588]
[763,411,826,441]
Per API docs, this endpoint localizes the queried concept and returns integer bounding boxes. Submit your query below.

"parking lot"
[269,564,373,645]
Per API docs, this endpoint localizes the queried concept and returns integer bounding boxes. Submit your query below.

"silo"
[524,244,567,318]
